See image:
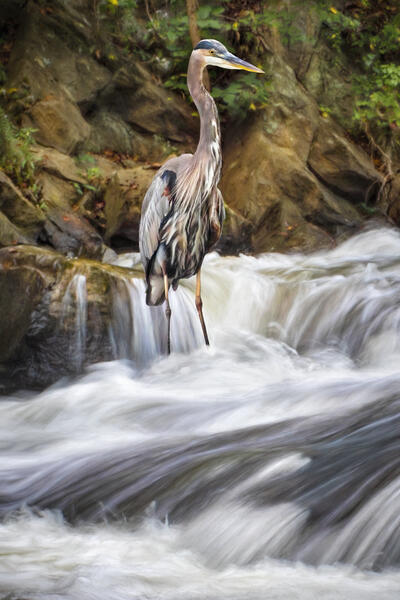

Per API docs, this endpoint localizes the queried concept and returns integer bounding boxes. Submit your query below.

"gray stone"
[25,96,91,154]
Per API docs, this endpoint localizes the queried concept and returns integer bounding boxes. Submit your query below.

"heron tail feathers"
[145,276,165,306]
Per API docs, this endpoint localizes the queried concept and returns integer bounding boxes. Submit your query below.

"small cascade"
[110,277,203,363]
[56,228,400,374]
[59,273,88,371]
[58,262,202,372]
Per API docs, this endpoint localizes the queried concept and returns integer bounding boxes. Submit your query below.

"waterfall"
[1,227,400,600]
[60,273,88,371]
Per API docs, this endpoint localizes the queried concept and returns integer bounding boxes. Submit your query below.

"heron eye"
[209,49,215,55]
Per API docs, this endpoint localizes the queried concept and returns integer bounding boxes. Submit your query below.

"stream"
[1,227,400,599]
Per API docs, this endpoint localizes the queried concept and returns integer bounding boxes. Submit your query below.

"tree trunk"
[186,0,210,90]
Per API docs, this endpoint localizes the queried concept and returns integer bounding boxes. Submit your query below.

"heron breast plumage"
[139,152,224,306]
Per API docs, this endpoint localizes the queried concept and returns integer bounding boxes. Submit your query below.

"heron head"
[193,39,264,74]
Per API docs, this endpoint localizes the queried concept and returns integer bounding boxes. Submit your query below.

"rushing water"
[1,227,400,599]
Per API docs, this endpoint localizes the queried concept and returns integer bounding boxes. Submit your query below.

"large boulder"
[37,171,104,258]
[103,63,197,146]
[219,51,381,253]
[83,109,182,162]
[25,95,91,154]
[84,110,136,156]
[0,262,44,366]
[0,244,142,390]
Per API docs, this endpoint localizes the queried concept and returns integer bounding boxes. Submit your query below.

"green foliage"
[0,107,37,185]
[75,153,97,168]
[98,0,137,14]
[354,64,400,133]
[315,3,360,52]
[212,73,270,121]
[95,0,143,61]
[315,1,400,159]
[232,4,306,49]
[154,4,228,66]
[74,155,103,191]
[86,167,102,183]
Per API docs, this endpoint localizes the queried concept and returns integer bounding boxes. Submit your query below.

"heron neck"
[187,54,221,168]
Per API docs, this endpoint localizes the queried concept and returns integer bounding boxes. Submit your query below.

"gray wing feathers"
[139,155,193,271]
[139,174,170,273]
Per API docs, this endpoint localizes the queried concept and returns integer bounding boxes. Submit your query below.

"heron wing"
[139,172,171,274]
[139,155,193,272]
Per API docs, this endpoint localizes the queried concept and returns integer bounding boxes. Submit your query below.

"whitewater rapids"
[1,227,400,599]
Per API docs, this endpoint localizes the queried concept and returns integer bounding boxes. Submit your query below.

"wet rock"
[217,205,253,254]
[0,244,142,390]
[385,175,400,225]
[0,262,44,364]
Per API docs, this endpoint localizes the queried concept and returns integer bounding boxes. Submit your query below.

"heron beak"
[222,52,264,73]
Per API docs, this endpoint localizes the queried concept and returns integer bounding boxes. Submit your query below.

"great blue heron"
[139,39,263,353]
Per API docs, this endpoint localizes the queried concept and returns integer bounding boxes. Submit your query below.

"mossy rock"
[0,245,143,391]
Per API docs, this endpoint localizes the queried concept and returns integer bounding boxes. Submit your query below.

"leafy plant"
[314,0,400,170]
[86,166,102,183]
[0,106,37,185]
[231,4,306,51]
[212,73,270,121]
[154,4,228,68]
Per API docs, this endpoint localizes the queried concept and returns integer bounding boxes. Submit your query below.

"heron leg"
[163,271,171,354]
[195,270,210,346]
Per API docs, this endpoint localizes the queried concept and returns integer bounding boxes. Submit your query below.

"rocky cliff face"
[0,0,395,388]
[0,0,388,258]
